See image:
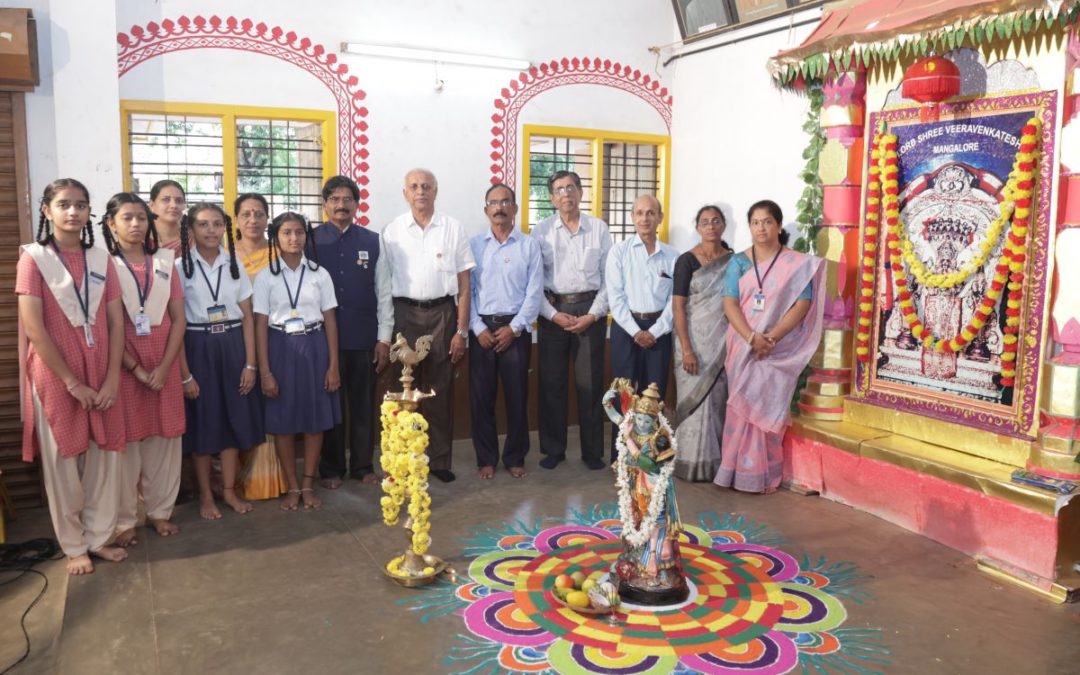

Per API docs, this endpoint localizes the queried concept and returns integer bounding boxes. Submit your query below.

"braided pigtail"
[35,212,51,245]
[304,219,320,271]
[99,215,118,255]
[179,213,194,278]
[224,215,240,280]
[268,229,281,275]
[146,211,160,254]
[80,217,95,249]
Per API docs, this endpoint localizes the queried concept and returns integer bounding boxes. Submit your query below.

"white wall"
[665,10,820,252]
[109,0,676,237]
[15,0,123,218]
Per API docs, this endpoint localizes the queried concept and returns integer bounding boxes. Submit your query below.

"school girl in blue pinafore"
[253,212,341,511]
[176,203,264,520]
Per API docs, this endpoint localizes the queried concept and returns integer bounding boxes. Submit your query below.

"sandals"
[300,474,321,510]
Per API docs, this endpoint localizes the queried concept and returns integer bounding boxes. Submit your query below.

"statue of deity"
[602,379,688,605]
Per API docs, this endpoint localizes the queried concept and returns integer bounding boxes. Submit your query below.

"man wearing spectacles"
[380,168,476,483]
[531,170,613,471]
[312,175,394,489]
[467,183,543,480]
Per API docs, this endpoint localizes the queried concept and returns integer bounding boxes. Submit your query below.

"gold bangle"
[746,331,755,345]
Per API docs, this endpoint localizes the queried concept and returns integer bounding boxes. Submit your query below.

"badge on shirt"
[752,292,766,312]
[155,269,170,280]
[284,317,306,335]
[90,271,106,284]
[207,304,228,323]
[357,250,369,268]
[134,312,151,337]
[84,323,95,348]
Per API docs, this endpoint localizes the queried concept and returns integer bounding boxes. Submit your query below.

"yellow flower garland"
[379,401,433,555]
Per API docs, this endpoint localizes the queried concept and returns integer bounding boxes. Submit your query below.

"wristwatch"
[456,328,468,339]
[512,327,522,338]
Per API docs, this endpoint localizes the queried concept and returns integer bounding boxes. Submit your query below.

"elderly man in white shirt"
[380,168,476,482]
[532,171,612,472]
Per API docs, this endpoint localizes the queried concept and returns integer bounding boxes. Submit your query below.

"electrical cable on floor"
[0,538,62,675]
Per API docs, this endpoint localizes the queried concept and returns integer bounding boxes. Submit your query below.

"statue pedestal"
[615,541,689,606]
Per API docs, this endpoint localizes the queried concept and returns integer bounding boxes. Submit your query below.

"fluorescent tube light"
[341,42,530,71]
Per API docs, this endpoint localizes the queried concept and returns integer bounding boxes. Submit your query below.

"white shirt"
[252,257,338,325]
[380,211,476,300]
[176,246,252,323]
[605,234,680,339]
[531,212,612,320]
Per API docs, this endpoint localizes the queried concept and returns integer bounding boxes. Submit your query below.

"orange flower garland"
[855,132,883,362]
[856,116,1042,389]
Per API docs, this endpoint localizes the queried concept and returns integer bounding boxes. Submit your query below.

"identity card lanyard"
[119,251,152,336]
[282,266,307,334]
[49,241,95,348]
[197,260,227,323]
[751,245,783,312]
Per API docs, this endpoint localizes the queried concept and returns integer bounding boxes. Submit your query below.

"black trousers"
[319,348,376,479]
[469,331,531,468]
[609,317,672,460]
[537,298,606,462]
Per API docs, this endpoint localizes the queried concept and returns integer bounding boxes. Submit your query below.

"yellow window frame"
[119,100,338,211]
[520,124,671,241]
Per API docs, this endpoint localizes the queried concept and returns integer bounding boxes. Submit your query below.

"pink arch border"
[116,15,372,224]
[490,56,674,189]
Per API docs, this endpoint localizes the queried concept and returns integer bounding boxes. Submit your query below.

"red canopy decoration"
[902,55,961,120]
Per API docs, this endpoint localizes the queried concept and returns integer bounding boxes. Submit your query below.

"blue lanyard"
[196,259,224,303]
[117,251,151,311]
[48,241,89,324]
[751,245,783,291]
[282,266,306,311]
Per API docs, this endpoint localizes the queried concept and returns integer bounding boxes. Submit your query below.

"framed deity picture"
[852,91,1058,442]
[733,0,790,22]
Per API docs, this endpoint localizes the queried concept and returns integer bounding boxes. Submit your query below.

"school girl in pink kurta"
[17,248,126,460]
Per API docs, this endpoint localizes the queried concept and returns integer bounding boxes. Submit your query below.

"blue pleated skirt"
[265,328,341,435]
[183,328,265,455]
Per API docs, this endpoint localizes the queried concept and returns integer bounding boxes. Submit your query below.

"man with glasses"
[531,171,612,471]
[467,183,543,479]
[380,168,476,483]
[313,175,394,489]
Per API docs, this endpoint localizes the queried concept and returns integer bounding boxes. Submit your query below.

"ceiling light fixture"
[341,42,531,71]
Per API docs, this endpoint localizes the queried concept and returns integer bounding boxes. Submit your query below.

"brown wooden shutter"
[0,91,40,508]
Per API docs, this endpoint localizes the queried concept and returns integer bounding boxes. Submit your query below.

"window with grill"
[522,125,670,242]
[121,102,336,224]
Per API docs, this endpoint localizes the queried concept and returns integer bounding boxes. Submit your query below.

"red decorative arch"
[490,57,673,189]
[116,15,371,224]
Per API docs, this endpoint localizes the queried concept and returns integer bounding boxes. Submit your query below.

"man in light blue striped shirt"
[468,183,544,479]
[605,194,679,461]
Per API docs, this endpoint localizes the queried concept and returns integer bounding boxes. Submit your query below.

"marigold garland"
[855,116,1041,390]
[379,401,432,555]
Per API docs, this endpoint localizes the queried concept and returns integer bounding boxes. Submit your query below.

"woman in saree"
[672,205,733,481]
[715,200,824,493]
[233,193,288,500]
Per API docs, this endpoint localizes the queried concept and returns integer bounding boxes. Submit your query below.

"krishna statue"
[602,378,688,605]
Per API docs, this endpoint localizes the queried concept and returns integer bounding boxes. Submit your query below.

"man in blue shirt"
[605,194,679,461]
[468,183,543,479]
[312,175,393,488]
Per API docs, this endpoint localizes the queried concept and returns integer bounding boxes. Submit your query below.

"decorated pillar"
[1031,32,1080,479]
[798,69,866,420]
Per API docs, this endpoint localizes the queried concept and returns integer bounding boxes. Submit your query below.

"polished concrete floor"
[2,431,1079,674]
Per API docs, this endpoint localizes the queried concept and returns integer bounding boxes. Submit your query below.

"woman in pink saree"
[715,200,824,493]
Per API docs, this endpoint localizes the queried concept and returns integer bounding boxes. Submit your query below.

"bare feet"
[508,466,527,479]
[222,487,254,514]
[478,466,495,479]
[91,545,129,563]
[300,488,321,510]
[115,528,138,548]
[149,518,180,536]
[67,553,94,576]
[199,497,223,520]
[280,489,301,511]
[320,477,343,490]
[360,473,380,485]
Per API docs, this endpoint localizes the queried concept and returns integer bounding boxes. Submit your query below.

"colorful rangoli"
[401,504,889,674]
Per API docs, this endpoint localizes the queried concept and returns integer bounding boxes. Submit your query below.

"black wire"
[0,538,62,674]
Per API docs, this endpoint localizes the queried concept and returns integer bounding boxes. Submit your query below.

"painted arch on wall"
[115,15,372,224]
[489,57,674,189]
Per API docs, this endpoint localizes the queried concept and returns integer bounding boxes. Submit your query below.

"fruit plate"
[550,591,618,615]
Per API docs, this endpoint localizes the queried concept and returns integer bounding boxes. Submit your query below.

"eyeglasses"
[552,185,578,196]
[327,196,356,205]
[485,199,515,208]
[239,210,267,220]
[698,218,724,228]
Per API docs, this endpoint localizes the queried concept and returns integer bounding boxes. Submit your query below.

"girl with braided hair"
[16,178,127,575]
[102,193,186,545]
[253,212,340,511]
[176,203,264,520]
